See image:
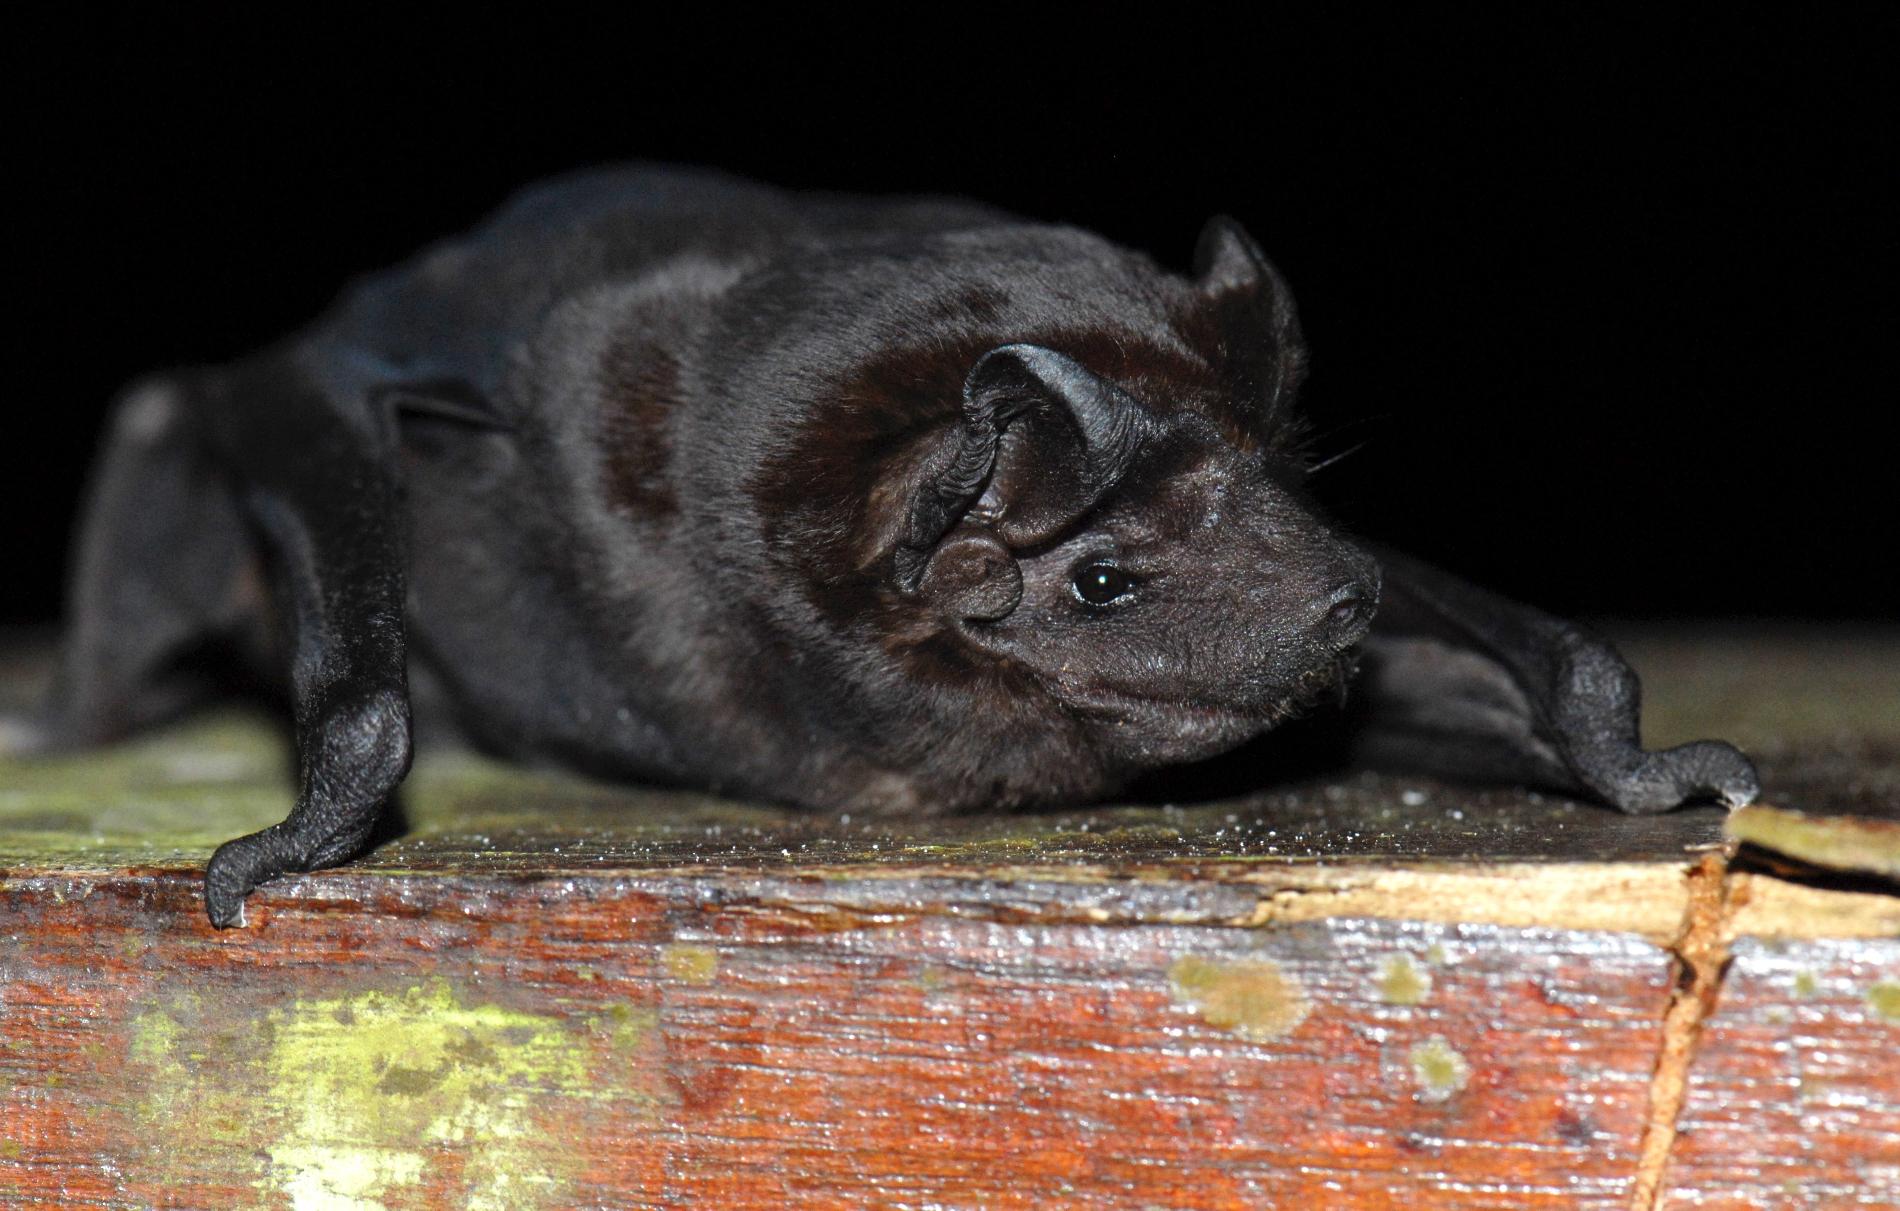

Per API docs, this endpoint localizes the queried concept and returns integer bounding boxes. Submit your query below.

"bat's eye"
[1072,561,1137,606]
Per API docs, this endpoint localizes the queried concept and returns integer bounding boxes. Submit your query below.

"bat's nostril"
[1323,583,1375,642]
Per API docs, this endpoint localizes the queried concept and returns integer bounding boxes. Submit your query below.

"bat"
[7,164,1759,926]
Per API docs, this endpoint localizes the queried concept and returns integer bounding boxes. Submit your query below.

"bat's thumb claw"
[1644,739,1761,812]
[1577,737,1761,815]
[205,826,293,929]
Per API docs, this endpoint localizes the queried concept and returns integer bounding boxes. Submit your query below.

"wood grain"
[5,868,1680,1209]
[1662,936,1900,1209]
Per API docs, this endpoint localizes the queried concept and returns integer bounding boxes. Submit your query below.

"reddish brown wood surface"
[3,862,1896,1209]
[6,868,1679,1209]
[1664,937,1900,1208]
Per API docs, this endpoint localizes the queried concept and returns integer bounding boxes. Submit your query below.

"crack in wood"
[1629,848,1739,1211]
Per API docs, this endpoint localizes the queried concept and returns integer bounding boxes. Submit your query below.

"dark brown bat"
[7,165,1758,926]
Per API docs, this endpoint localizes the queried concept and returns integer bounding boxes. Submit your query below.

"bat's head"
[889,363,1377,769]
[757,216,1379,779]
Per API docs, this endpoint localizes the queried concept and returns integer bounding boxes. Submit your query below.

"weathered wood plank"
[1663,933,1900,1209]
[4,858,1896,1209]
[4,869,1680,1209]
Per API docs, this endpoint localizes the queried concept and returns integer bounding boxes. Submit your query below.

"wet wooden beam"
[1,629,1896,1209]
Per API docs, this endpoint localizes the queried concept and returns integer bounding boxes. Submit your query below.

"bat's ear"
[893,344,1157,616]
[973,345,1158,548]
[1194,216,1308,411]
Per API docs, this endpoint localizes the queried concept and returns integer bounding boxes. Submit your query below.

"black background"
[9,9,1892,624]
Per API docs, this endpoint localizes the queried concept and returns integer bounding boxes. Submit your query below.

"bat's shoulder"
[301,164,1023,392]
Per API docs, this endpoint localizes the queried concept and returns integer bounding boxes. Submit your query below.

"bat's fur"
[13,165,1760,925]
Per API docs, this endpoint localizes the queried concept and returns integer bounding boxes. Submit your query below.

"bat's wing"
[1350,547,1759,813]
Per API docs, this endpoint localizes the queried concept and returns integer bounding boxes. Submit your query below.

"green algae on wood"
[1168,955,1311,1042]
[661,943,718,985]
[124,978,660,1210]
[268,980,603,1210]
[1377,954,1432,1006]
[1407,1036,1471,1103]
[1869,979,1900,1024]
